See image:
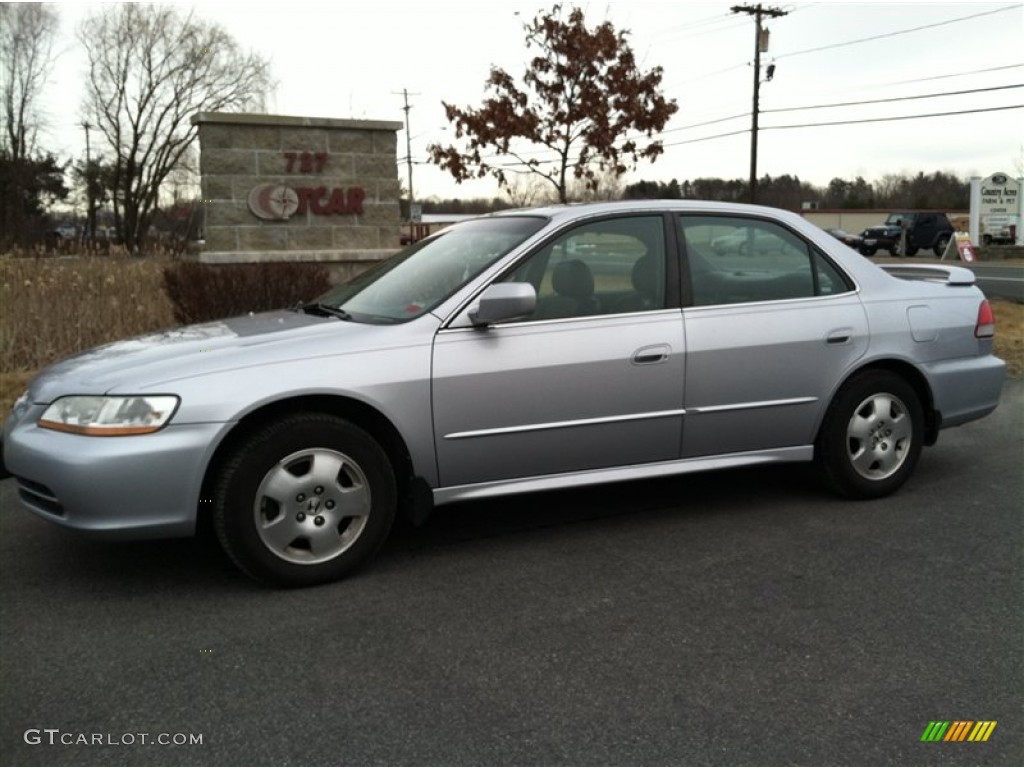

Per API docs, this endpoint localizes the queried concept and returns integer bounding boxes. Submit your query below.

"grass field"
[1,255,1021,416]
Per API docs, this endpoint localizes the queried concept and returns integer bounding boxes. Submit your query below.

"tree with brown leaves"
[428,5,678,204]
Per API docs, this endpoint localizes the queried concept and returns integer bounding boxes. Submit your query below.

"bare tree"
[504,175,551,207]
[79,5,272,253]
[429,4,677,204]
[0,2,59,160]
[0,3,64,248]
[568,167,624,202]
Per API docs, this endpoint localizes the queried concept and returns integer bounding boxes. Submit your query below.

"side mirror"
[469,283,536,326]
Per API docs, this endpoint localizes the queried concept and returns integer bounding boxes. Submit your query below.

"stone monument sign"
[193,112,403,281]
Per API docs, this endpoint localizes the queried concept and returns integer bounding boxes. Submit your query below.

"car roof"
[487,199,809,225]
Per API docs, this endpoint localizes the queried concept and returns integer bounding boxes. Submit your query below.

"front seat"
[536,259,600,319]
[608,254,659,313]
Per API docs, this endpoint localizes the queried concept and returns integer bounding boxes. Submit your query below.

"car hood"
[27,310,403,403]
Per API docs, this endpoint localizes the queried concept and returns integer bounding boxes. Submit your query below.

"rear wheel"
[213,414,397,587]
[816,371,923,499]
[933,234,951,257]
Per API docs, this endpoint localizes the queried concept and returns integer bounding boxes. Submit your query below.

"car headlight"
[38,395,179,436]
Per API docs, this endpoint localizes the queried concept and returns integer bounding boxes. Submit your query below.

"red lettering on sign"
[295,187,316,215]
[326,188,348,214]
[293,187,366,216]
[347,187,365,215]
[282,151,329,174]
[311,187,330,215]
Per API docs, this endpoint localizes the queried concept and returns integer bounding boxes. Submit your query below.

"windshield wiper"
[292,302,353,321]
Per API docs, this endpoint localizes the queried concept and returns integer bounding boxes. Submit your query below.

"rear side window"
[679,216,853,306]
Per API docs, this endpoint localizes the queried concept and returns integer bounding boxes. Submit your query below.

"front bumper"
[3,403,226,539]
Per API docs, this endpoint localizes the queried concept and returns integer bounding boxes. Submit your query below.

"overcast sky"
[38,0,1024,201]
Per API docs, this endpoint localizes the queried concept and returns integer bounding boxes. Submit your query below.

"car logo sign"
[247,184,299,221]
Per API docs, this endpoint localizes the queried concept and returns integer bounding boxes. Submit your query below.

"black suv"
[860,212,953,257]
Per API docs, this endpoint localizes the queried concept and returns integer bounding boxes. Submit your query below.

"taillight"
[975,300,995,338]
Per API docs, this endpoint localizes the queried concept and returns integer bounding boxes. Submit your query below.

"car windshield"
[313,216,547,323]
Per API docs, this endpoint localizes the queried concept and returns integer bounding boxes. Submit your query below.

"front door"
[431,214,686,488]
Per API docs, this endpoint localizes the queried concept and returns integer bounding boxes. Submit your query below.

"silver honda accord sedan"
[2,201,1006,586]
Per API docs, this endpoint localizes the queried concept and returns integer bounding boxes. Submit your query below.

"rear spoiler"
[878,264,976,286]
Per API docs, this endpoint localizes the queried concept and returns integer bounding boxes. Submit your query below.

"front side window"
[503,216,667,320]
[680,216,852,306]
[315,216,546,323]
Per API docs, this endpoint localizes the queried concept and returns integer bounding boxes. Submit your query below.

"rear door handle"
[632,344,671,365]
[826,327,854,345]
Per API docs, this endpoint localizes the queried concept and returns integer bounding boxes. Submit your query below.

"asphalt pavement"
[1,381,1021,766]
[969,264,1024,303]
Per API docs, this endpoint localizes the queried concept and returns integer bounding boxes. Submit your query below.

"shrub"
[163,261,332,324]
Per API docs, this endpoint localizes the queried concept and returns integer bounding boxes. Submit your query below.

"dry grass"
[0,256,1021,416]
[1,256,176,413]
[992,299,1024,378]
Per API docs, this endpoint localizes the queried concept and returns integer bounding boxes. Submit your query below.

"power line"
[425,91,1024,167]
[659,111,751,134]
[763,83,1024,114]
[761,103,1024,131]
[666,7,1020,89]
[665,65,1024,139]
[774,5,1020,60]
[465,103,1024,165]
[667,62,748,87]
[873,62,1024,89]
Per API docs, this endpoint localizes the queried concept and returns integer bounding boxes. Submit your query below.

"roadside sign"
[954,232,976,263]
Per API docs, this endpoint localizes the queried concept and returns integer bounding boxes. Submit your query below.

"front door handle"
[632,344,671,365]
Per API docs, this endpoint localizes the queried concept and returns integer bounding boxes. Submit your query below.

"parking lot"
[0,380,1020,766]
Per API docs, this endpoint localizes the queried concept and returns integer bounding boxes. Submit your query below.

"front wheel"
[213,414,397,587]
[816,372,924,499]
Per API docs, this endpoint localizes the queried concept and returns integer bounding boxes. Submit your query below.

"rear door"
[678,214,869,458]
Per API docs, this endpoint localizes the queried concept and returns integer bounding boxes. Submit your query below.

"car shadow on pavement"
[385,462,824,553]
[3,462,826,592]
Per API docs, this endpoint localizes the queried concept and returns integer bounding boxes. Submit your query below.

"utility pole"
[80,121,96,247]
[394,89,420,240]
[731,4,787,204]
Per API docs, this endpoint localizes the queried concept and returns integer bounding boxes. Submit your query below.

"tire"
[904,246,918,257]
[889,240,902,257]
[933,235,951,258]
[860,247,877,257]
[213,414,397,587]
[816,371,924,499]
